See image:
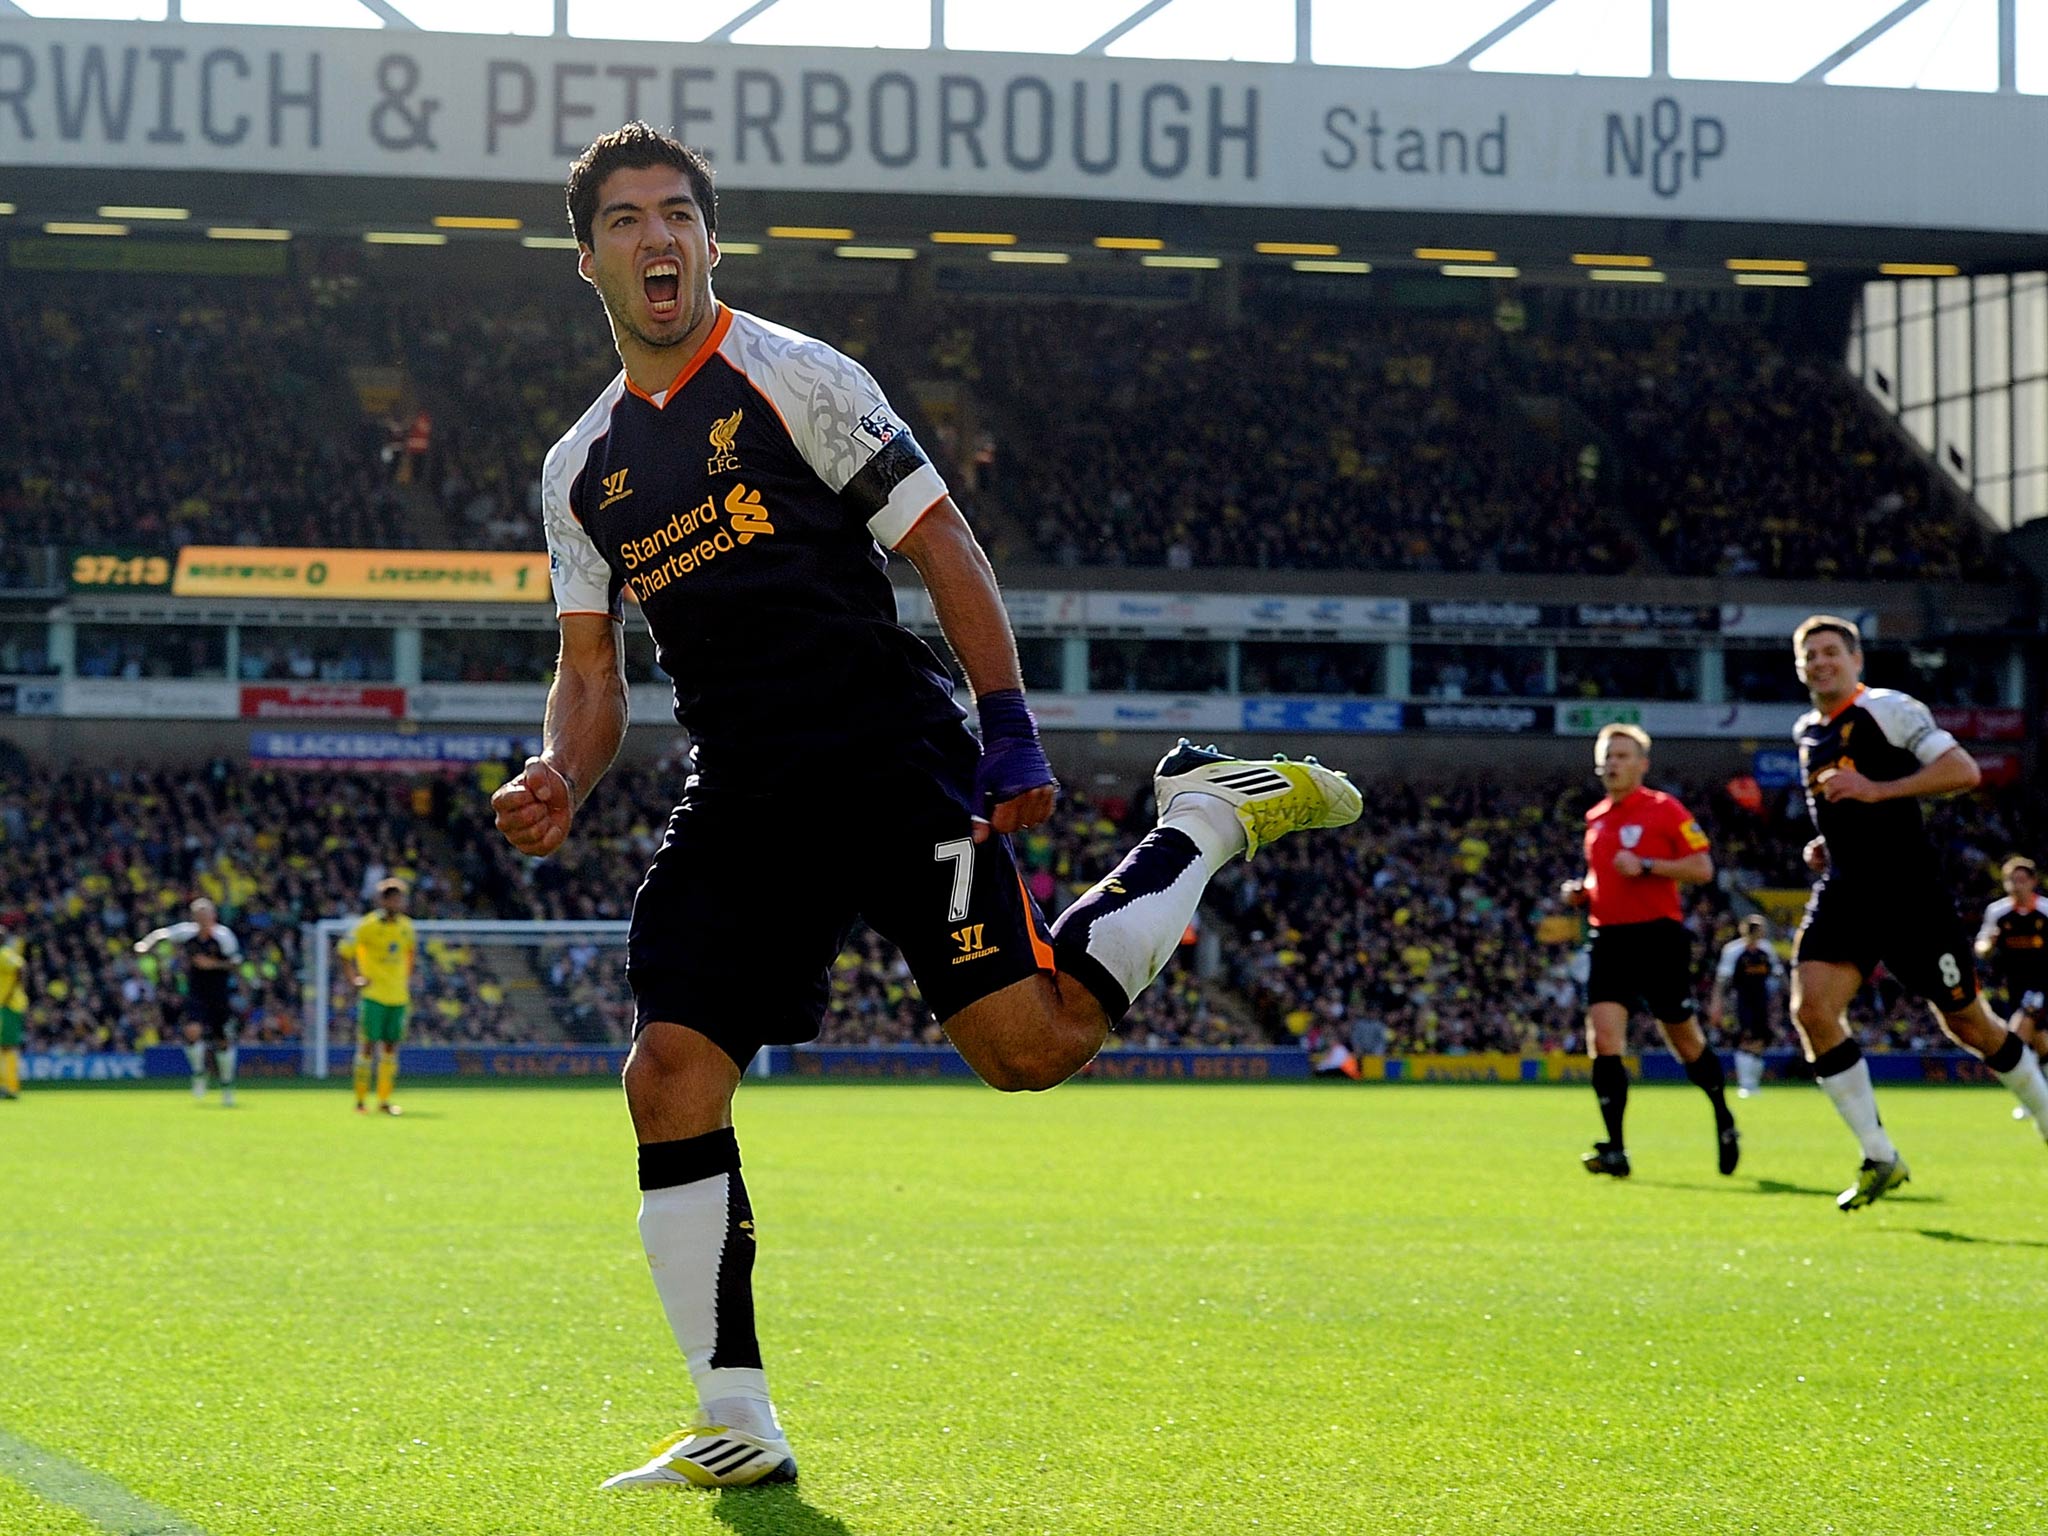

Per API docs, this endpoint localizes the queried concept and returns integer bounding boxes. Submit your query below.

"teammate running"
[1976,855,2048,1120]
[493,123,1362,1493]
[1709,915,1783,1097]
[1788,615,2048,1209]
[1561,724,1735,1178]
[136,898,243,1106]
[345,877,416,1116]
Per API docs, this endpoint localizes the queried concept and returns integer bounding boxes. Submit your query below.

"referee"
[1561,724,1737,1177]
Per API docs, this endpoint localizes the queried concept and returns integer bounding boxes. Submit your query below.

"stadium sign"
[0,681,59,715]
[3,23,2047,232]
[240,684,406,720]
[250,729,541,768]
[172,546,551,601]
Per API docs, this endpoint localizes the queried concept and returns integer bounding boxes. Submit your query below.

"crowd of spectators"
[0,283,408,552]
[3,748,2040,1065]
[0,275,2006,585]
[1534,320,2001,580]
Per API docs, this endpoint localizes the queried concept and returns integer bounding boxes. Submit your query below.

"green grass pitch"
[3,1080,2046,1535]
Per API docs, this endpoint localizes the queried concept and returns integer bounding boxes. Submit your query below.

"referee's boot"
[1837,1154,1910,1212]
[1154,740,1363,860]
[1581,1141,1631,1178]
[600,1422,798,1491]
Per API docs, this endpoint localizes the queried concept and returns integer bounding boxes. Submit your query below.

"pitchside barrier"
[17,1047,2014,1087]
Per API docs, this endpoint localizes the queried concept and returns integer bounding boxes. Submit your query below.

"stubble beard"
[609,273,715,356]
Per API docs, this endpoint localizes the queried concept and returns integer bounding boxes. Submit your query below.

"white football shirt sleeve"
[723,313,948,548]
[1978,897,2014,950]
[1715,940,1743,983]
[1864,689,1961,766]
[542,434,623,619]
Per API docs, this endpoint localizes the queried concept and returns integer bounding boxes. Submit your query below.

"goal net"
[302,918,633,1077]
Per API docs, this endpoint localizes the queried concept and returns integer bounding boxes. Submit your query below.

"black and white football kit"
[1715,938,1781,1047]
[155,921,241,1042]
[543,305,1053,1065]
[1793,686,1976,1010]
[1978,896,2048,1019]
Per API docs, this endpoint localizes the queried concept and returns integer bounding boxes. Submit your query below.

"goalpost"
[302,918,630,1078]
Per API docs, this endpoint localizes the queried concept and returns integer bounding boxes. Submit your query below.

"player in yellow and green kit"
[0,934,25,1100]
[345,878,416,1115]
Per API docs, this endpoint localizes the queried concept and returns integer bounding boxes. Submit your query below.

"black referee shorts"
[1586,919,1697,1024]
[625,725,1055,1068]
[1794,876,1978,1013]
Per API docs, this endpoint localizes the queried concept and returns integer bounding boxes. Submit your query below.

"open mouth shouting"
[643,258,682,321]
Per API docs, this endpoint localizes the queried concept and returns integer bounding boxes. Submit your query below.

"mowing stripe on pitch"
[0,1427,212,1536]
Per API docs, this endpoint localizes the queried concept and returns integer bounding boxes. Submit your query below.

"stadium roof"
[6,0,2043,93]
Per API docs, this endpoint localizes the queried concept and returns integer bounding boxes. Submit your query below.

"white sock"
[185,1043,207,1093]
[1817,1057,1896,1162]
[1158,791,1247,875]
[1049,823,1217,1017]
[1735,1050,1764,1092]
[638,1176,782,1442]
[216,1046,238,1086]
[1992,1047,2048,1138]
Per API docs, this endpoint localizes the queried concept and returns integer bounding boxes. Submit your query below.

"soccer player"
[493,123,1362,1492]
[345,877,416,1116]
[1976,856,2048,1119]
[135,898,242,1106]
[1710,915,1783,1098]
[1788,615,2048,1210]
[0,932,25,1101]
[1560,724,1735,1178]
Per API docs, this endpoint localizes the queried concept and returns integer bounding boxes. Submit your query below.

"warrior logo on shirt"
[707,409,743,475]
[599,468,633,510]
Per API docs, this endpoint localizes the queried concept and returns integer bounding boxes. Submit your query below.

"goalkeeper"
[344,878,416,1116]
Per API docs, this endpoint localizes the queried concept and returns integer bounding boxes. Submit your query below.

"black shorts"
[1586,919,1696,1023]
[184,994,238,1045]
[1794,877,1977,1011]
[626,727,1054,1067]
[1731,995,1774,1046]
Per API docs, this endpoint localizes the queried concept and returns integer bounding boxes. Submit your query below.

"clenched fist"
[493,756,575,858]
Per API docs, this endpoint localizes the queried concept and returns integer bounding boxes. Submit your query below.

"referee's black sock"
[1683,1047,1735,1130]
[1592,1054,1629,1148]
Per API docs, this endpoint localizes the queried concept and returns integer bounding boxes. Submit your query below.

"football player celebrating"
[1788,616,2048,1209]
[1562,724,1735,1179]
[494,123,1363,1492]
[136,898,243,1107]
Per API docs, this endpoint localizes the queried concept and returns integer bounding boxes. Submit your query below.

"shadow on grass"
[1913,1226,2048,1250]
[713,1484,859,1536]
[1631,1176,1943,1205]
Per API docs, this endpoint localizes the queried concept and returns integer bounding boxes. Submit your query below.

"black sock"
[1988,1029,2026,1073]
[1683,1046,1735,1129]
[1592,1054,1629,1148]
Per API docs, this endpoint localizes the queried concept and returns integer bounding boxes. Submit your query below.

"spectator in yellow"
[0,934,26,1099]
[345,877,416,1116]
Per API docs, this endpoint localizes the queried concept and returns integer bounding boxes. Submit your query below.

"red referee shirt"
[1582,787,1710,927]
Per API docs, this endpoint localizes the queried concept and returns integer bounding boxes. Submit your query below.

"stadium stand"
[0,275,2006,581]
[2,755,2037,1061]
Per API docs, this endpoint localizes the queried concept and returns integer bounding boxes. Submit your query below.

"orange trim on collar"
[624,304,733,409]
[1823,685,1866,724]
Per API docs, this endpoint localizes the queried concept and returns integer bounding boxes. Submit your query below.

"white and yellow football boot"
[599,1423,798,1491]
[1154,739,1363,859]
